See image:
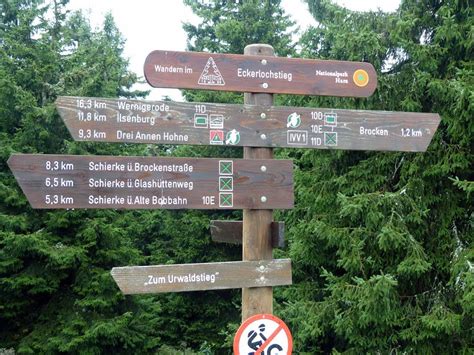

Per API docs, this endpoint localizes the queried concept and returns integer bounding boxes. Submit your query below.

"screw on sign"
[234,314,293,355]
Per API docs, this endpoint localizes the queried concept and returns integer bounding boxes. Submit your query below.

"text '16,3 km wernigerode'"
[56,96,440,152]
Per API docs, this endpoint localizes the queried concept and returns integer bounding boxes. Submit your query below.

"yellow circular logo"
[353,69,369,87]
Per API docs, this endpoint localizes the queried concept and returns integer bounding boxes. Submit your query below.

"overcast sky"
[66,0,400,101]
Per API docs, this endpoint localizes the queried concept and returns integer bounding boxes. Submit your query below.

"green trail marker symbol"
[225,129,241,145]
[325,132,338,146]
[287,113,301,128]
[219,193,233,207]
[219,160,233,175]
[194,114,208,128]
[324,113,337,126]
[219,177,233,191]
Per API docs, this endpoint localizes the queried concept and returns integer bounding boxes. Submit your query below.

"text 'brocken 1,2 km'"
[57,96,440,152]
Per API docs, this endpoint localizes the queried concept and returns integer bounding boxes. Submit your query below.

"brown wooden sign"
[7,154,293,210]
[111,259,292,294]
[210,220,285,248]
[57,96,440,152]
[144,50,377,97]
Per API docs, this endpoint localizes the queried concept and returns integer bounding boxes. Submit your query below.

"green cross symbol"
[219,177,233,191]
[219,160,233,175]
[325,132,337,146]
[219,193,233,207]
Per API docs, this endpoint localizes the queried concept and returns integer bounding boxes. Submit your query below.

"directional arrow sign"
[111,259,292,294]
[57,96,440,152]
[7,154,293,209]
[144,50,377,97]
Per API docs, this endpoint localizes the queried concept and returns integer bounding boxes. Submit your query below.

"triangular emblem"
[198,57,225,86]
[210,130,224,145]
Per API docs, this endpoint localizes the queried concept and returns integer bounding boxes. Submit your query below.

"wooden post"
[242,44,275,320]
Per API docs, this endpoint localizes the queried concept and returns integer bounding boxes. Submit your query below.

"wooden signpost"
[241,44,275,320]
[144,50,377,97]
[111,259,292,294]
[9,42,441,351]
[7,154,293,210]
[57,96,440,152]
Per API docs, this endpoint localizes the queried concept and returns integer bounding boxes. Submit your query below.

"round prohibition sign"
[233,314,293,355]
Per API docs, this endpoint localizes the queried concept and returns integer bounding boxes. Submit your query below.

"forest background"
[0,0,472,353]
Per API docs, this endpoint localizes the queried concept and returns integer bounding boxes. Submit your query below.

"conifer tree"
[182,0,295,106]
[0,1,297,352]
[0,1,161,353]
[279,0,473,352]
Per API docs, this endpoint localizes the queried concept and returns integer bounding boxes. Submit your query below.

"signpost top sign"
[144,50,377,97]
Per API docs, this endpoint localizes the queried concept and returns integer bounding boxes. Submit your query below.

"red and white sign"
[234,314,293,355]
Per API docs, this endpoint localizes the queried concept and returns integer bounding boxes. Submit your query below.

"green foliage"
[183,0,295,56]
[278,0,473,353]
[0,1,237,353]
[1,0,472,353]
[182,0,296,108]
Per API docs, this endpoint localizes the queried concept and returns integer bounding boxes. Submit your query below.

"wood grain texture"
[7,154,293,210]
[242,44,275,320]
[143,49,377,97]
[56,96,440,152]
[110,259,292,294]
[210,220,285,248]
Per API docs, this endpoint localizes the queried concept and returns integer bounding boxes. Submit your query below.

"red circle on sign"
[233,313,293,355]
